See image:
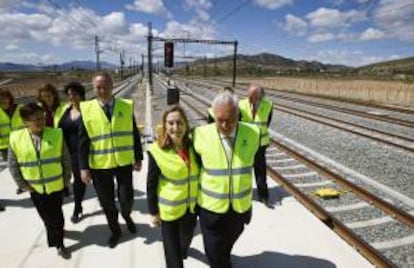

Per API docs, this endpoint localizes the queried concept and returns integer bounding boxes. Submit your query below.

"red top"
[176,148,190,166]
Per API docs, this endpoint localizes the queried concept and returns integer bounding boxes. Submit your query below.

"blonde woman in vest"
[8,103,72,259]
[194,91,260,268]
[0,90,25,161]
[147,105,199,268]
[239,84,273,207]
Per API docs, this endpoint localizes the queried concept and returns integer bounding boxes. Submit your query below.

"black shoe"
[108,233,121,248]
[70,212,83,224]
[259,197,272,208]
[57,246,71,259]
[16,188,23,195]
[125,217,137,233]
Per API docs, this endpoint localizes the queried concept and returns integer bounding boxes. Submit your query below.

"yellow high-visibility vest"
[53,102,69,127]
[239,98,272,146]
[9,128,64,194]
[207,107,214,120]
[80,98,134,169]
[148,143,199,221]
[194,123,260,214]
[0,105,25,150]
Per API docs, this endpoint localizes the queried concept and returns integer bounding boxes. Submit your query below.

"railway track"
[210,77,414,116]
[175,78,414,153]
[155,76,414,267]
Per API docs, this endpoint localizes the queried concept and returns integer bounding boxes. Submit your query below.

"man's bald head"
[247,84,263,105]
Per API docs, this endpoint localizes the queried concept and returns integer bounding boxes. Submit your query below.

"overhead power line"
[215,0,250,25]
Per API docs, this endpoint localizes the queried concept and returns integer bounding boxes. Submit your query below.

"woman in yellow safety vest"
[37,84,68,128]
[37,84,70,196]
[0,90,25,161]
[147,105,199,268]
[8,103,72,259]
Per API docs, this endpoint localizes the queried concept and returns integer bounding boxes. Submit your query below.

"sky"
[0,0,413,67]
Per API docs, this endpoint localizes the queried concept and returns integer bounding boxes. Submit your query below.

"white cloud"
[162,20,216,40]
[125,0,171,18]
[304,49,401,67]
[184,0,212,22]
[0,0,23,13]
[5,44,19,51]
[373,0,414,42]
[0,50,57,64]
[306,8,366,28]
[308,32,335,42]
[0,12,51,40]
[185,0,212,10]
[283,14,307,36]
[360,28,385,41]
[254,0,293,10]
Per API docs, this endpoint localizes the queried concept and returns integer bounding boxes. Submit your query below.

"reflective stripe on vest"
[9,128,64,194]
[239,98,272,146]
[80,98,134,169]
[193,123,260,214]
[148,143,200,221]
[0,105,25,149]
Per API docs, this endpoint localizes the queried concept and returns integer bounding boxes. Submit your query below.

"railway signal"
[164,42,174,68]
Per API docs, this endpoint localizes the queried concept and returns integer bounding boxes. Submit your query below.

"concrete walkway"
[0,157,373,268]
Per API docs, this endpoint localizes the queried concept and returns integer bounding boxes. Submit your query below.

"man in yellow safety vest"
[194,91,260,268]
[79,72,143,248]
[239,84,273,206]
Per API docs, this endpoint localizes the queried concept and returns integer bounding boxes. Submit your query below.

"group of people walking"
[0,72,273,268]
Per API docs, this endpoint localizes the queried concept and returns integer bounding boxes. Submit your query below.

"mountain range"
[0,60,118,72]
[1,54,413,79]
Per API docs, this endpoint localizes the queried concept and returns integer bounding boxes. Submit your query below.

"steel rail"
[177,78,414,152]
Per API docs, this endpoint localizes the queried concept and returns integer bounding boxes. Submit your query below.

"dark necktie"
[104,104,111,120]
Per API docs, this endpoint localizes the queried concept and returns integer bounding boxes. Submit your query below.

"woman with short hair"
[59,82,87,223]
[8,103,72,259]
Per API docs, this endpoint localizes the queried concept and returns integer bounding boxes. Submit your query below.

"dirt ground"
[237,76,414,108]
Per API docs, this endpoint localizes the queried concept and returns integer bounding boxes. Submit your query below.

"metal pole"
[204,56,207,78]
[120,50,125,80]
[232,41,237,87]
[147,22,153,92]
[95,35,101,71]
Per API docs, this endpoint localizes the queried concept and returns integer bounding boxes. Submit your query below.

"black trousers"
[0,149,7,161]
[71,153,85,214]
[199,207,250,268]
[72,168,86,214]
[30,190,64,247]
[91,165,133,235]
[254,145,268,199]
[161,211,197,268]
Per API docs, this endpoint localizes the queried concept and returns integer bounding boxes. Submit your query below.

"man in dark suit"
[79,72,143,248]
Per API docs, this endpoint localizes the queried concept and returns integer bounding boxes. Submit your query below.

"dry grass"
[237,77,414,107]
